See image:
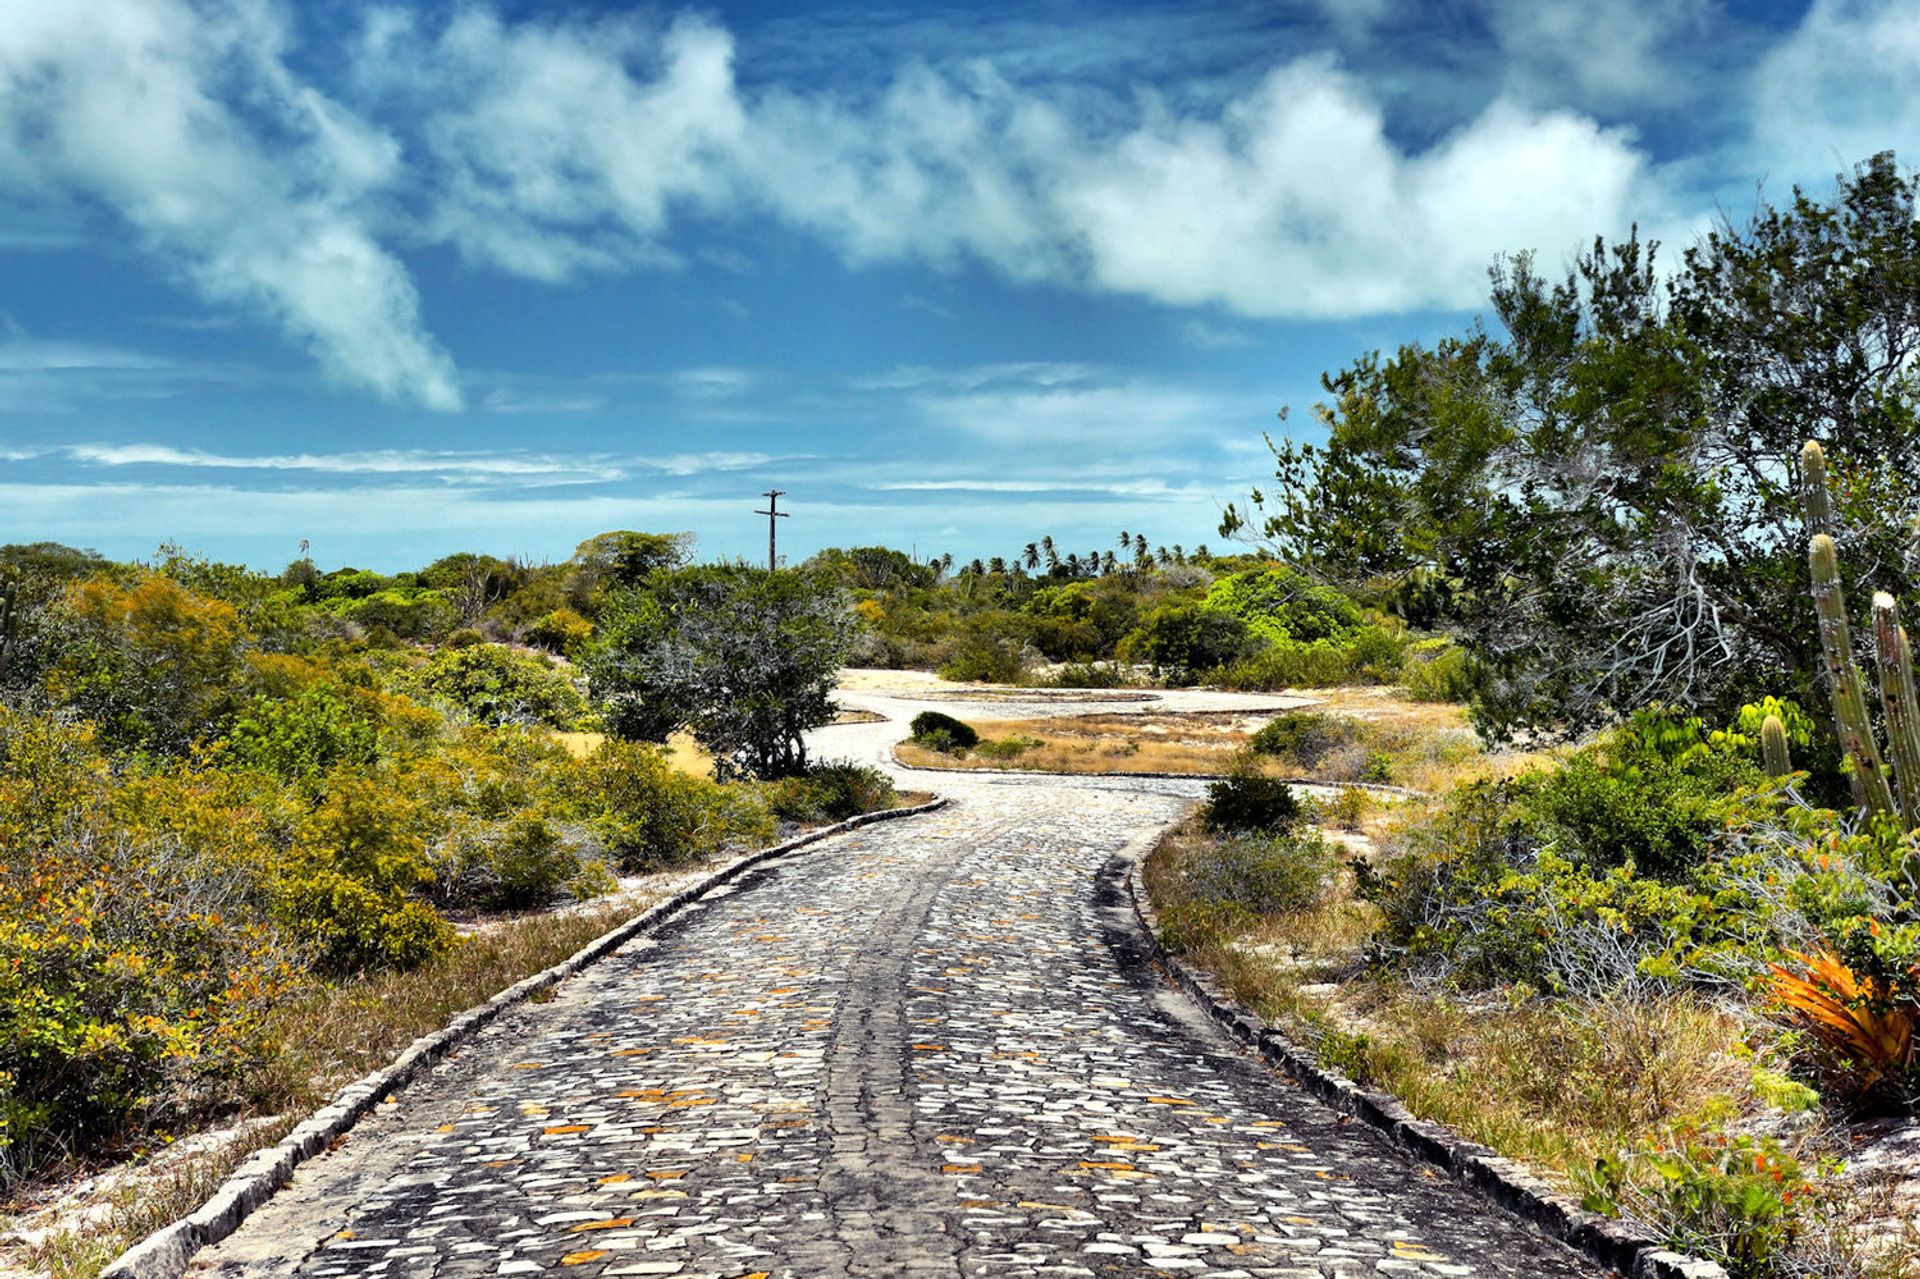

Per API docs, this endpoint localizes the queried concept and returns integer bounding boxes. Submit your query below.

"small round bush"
[1203,772,1306,833]
[767,761,897,823]
[1182,830,1339,915]
[1248,713,1365,767]
[910,711,978,751]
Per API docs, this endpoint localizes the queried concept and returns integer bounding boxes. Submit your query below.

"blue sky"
[0,0,1912,571]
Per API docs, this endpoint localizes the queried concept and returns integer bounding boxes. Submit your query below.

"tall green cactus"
[1761,713,1793,778]
[1800,439,1834,539]
[1874,590,1920,827]
[1808,532,1897,816]
[1801,440,1920,827]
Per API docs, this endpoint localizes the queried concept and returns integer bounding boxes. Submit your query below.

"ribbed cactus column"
[1810,534,1897,817]
[1761,714,1794,778]
[1874,591,1920,828]
[1801,440,1834,539]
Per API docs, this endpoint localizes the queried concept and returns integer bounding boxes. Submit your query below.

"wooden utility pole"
[755,489,789,571]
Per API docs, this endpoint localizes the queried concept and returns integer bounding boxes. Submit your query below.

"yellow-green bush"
[0,835,293,1183]
[577,739,771,871]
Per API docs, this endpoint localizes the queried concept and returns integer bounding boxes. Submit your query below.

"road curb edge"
[101,796,950,1279]
[1113,846,1728,1279]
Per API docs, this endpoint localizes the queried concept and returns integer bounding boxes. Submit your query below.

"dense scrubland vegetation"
[1144,156,1920,1277]
[806,539,1463,696]
[0,531,900,1207]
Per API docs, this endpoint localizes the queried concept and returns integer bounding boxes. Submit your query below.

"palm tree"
[1155,544,1170,566]
[1133,533,1150,565]
[1117,529,1132,551]
[988,556,1007,575]
[1022,542,1041,571]
[1042,536,1060,573]
[1172,544,1185,565]
[1101,550,1117,575]
[1192,543,1210,562]
[967,558,985,576]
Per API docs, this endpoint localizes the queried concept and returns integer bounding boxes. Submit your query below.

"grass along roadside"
[8,894,665,1279]
[6,775,926,1279]
[1142,805,1911,1278]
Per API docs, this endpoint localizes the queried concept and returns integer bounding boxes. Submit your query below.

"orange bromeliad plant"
[1768,948,1917,1095]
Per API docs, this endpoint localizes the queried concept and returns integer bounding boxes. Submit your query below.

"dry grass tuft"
[249,899,657,1109]
[24,1117,296,1279]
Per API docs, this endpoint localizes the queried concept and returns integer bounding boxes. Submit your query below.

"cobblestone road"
[196,683,1602,1279]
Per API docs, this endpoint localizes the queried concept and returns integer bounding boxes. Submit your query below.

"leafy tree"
[1224,153,1920,738]
[567,530,690,608]
[1120,603,1255,684]
[42,574,246,754]
[804,545,936,592]
[1203,566,1364,646]
[586,565,852,779]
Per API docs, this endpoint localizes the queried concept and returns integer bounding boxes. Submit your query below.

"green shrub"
[1156,898,1253,953]
[405,644,590,729]
[1400,640,1475,702]
[938,612,1032,683]
[221,683,381,783]
[340,589,457,640]
[277,776,453,973]
[1203,772,1307,833]
[0,833,291,1180]
[1248,712,1366,767]
[579,740,771,872]
[1526,711,1759,879]
[1207,638,1358,690]
[976,735,1040,760]
[274,870,454,974]
[766,762,897,823]
[1182,830,1339,914]
[1117,603,1254,685]
[430,812,588,912]
[1040,662,1132,689]
[1203,566,1363,645]
[526,607,593,658]
[1578,1126,1826,1278]
[910,711,978,750]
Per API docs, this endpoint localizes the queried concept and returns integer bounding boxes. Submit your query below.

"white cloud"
[63,443,621,482]
[53,440,786,483]
[1750,0,1920,181]
[1486,0,1718,111]
[481,387,609,415]
[380,9,746,281]
[0,0,460,409]
[670,366,759,398]
[0,3,1720,399]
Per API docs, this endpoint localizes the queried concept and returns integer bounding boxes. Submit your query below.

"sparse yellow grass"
[894,691,1555,792]
[552,730,713,777]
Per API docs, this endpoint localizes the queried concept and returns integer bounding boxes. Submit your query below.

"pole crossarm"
[755,489,790,571]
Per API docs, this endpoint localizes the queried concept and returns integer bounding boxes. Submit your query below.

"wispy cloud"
[47,440,797,485]
[480,387,609,415]
[63,443,622,483]
[1179,320,1257,351]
